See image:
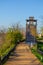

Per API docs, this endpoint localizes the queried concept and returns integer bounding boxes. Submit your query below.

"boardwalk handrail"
[37,49,43,55]
[0,43,17,65]
[37,40,43,55]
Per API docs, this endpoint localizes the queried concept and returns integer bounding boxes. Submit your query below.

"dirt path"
[5,42,42,65]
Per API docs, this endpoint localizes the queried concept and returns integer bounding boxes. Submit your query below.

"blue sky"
[0,0,43,31]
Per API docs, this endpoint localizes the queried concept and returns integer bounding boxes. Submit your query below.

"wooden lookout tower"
[26,17,37,45]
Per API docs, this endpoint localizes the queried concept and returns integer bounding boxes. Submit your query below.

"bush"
[37,42,43,52]
[0,25,23,59]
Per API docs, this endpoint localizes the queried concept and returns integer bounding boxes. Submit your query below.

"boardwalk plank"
[5,43,42,65]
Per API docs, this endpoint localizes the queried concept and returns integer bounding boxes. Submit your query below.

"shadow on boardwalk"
[5,42,42,65]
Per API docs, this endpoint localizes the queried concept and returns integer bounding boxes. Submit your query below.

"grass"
[0,43,15,60]
[31,48,43,64]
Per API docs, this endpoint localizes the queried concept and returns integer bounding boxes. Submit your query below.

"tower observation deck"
[26,17,37,45]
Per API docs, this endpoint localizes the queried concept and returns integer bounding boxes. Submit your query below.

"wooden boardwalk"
[5,42,42,65]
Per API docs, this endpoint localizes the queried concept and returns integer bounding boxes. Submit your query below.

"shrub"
[0,25,23,59]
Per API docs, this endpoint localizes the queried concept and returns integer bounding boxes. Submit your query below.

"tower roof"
[26,16,37,22]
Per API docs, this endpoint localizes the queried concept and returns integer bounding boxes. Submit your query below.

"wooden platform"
[5,42,42,65]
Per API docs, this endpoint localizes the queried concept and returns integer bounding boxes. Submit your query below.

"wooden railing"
[0,43,17,65]
[0,40,24,65]
[37,49,43,55]
[37,40,43,55]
